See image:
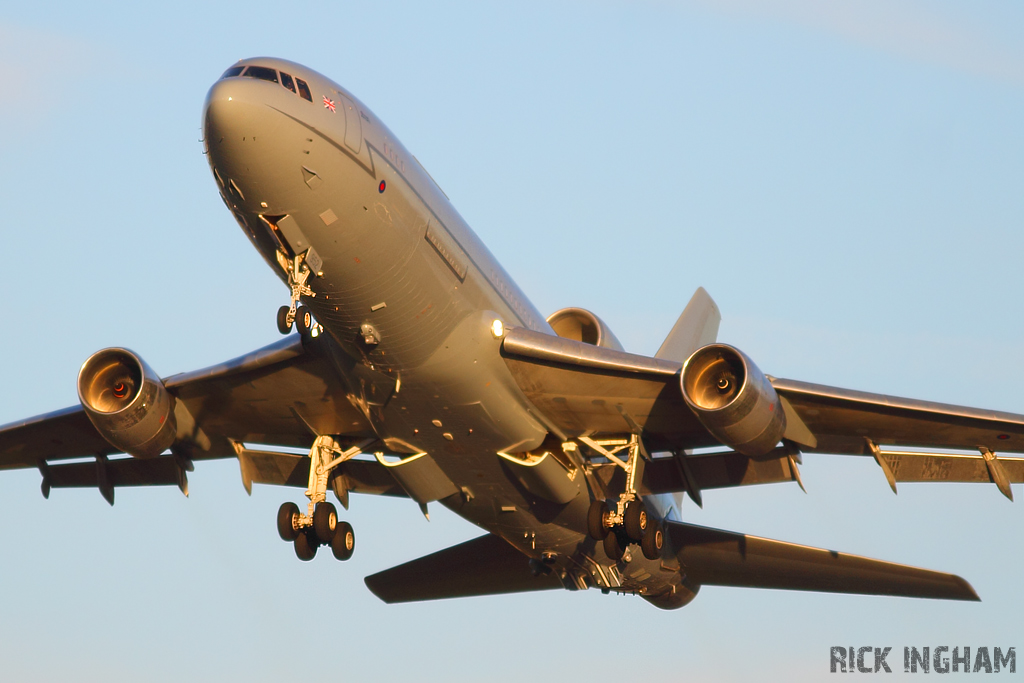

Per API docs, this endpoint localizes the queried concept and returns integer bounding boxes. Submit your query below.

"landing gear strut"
[582,433,664,562]
[274,247,320,336]
[276,436,373,561]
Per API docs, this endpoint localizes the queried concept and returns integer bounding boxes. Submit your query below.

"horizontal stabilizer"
[667,521,979,601]
[364,534,562,603]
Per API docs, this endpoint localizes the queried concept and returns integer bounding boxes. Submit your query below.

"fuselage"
[203,57,679,598]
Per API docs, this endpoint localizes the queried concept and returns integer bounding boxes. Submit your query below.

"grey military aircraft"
[2,57,1022,609]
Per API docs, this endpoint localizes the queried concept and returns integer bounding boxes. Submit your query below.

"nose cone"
[203,77,289,209]
[203,78,265,161]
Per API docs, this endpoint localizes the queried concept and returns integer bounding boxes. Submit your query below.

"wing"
[165,334,373,451]
[0,334,377,501]
[501,327,717,450]
[501,327,1024,496]
[0,406,117,471]
[774,378,1024,455]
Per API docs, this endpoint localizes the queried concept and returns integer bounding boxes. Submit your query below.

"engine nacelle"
[78,348,177,458]
[546,307,624,351]
[681,343,786,457]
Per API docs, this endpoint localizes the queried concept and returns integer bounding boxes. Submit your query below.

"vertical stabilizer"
[655,287,721,362]
[654,287,721,516]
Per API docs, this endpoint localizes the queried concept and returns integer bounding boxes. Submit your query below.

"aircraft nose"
[203,78,263,150]
[203,77,284,209]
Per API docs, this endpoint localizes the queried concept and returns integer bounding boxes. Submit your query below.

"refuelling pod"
[642,581,701,610]
[681,344,786,457]
[546,307,624,351]
[78,348,177,458]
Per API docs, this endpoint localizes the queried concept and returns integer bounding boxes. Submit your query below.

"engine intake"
[78,348,177,458]
[546,307,623,351]
[681,344,785,457]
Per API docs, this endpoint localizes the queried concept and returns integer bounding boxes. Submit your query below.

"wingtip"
[954,575,981,602]
[363,574,391,603]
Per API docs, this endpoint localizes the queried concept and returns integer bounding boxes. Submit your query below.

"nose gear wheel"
[274,248,320,337]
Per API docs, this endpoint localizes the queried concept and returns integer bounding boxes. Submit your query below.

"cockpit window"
[296,78,312,102]
[280,72,297,94]
[221,66,244,79]
[242,66,278,83]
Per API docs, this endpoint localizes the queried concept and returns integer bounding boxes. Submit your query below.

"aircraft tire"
[331,521,355,561]
[294,531,317,561]
[641,520,664,561]
[313,502,338,544]
[623,500,648,542]
[276,306,292,335]
[277,502,301,541]
[587,500,609,540]
[295,306,313,335]
[603,530,624,562]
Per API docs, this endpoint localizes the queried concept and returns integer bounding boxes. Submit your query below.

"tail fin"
[656,287,721,363]
[666,521,979,601]
[364,534,562,603]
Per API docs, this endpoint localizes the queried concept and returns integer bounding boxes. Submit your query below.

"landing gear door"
[275,215,312,255]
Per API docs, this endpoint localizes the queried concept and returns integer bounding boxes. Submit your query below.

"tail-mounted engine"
[681,343,786,457]
[546,307,624,351]
[77,348,177,458]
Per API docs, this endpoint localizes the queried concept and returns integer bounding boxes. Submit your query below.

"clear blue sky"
[1,1,1022,680]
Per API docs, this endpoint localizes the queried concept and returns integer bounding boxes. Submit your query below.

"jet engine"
[681,343,786,457]
[78,348,177,458]
[546,307,624,351]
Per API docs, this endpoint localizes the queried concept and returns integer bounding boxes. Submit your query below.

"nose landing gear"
[274,247,322,337]
[276,436,374,562]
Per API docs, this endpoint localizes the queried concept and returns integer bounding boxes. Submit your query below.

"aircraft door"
[340,95,362,153]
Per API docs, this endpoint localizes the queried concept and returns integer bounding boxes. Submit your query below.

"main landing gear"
[276,435,372,562]
[275,247,320,337]
[581,434,665,563]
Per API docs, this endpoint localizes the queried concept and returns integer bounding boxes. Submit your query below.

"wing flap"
[236,446,407,497]
[592,447,800,496]
[364,534,562,603]
[45,456,184,489]
[880,450,1024,483]
[668,521,979,601]
[646,448,798,492]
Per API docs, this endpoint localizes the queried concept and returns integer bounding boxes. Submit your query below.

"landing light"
[491,319,504,338]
